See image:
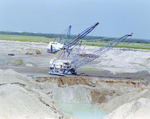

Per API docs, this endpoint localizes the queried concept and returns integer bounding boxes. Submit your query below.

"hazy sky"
[0,0,150,39]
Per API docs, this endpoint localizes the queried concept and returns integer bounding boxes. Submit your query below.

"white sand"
[0,40,47,53]
[103,98,150,119]
[0,69,80,119]
[82,45,150,73]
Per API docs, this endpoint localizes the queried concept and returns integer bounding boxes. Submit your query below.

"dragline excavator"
[49,23,133,75]
[47,22,99,53]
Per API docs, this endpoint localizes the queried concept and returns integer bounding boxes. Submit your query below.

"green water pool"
[56,102,106,119]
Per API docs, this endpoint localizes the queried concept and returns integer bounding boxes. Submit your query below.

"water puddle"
[56,102,106,119]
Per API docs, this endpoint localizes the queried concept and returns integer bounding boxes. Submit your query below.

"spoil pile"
[103,98,150,119]
[6,59,26,66]
[83,46,150,73]
[0,69,79,119]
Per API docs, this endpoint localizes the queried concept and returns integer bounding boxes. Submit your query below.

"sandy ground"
[0,40,150,78]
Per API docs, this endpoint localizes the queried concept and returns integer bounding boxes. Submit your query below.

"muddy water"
[56,102,106,119]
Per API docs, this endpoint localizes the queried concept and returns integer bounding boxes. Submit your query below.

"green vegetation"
[0,31,150,50]
[82,41,150,50]
[116,42,150,50]
[0,34,54,43]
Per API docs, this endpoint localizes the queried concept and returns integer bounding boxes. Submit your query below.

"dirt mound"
[103,98,150,119]
[6,59,26,66]
[0,69,80,119]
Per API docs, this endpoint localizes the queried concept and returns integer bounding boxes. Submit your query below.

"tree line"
[0,31,149,44]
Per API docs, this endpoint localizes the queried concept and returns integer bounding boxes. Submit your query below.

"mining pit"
[0,40,150,119]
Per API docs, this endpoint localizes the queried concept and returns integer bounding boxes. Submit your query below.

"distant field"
[0,34,150,50]
[0,34,54,43]
[82,41,150,50]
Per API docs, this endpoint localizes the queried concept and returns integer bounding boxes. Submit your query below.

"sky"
[0,0,150,39]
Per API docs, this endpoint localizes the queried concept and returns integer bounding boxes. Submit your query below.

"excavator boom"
[62,22,99,49]
[71,33,133,70]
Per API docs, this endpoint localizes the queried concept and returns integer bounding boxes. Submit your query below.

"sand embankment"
[0,69,80,119]
[103,98,150,119]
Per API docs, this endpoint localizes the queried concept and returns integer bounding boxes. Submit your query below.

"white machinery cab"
[49,59,76,75]
[47,42,63,53]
